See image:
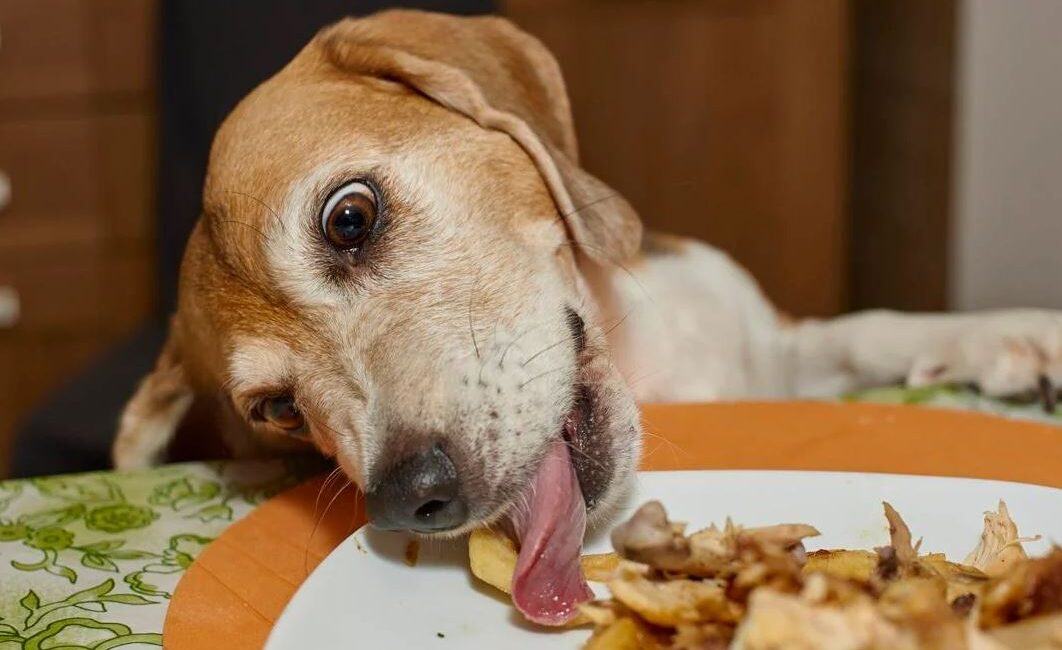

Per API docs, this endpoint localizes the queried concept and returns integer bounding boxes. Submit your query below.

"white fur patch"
[266,158,354,309]
[114,392,194,470]
[226,338,296,396]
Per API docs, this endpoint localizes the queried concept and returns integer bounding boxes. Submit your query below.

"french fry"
[608,575,739,627]
[469,528,517,595]
[803,549,878,581]
[579,601,620,627]
[582,552,621,582]
[583,618,644,650]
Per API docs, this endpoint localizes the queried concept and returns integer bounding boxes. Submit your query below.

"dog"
[112,11,1060,610]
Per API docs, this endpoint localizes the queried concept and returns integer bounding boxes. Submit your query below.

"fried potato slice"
[804,548,989,603]
[580,601,621,627]
[672,622,734,650]
[608,574,741,627]
[583,617,663,650]
[919,553,990,602]
[583,618,641,650]
[804,549,878,581]
[583,552,622,582]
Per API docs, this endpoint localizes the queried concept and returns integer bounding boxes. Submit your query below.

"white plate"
[266,470,1061,649]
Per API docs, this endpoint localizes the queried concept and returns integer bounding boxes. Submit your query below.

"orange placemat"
[163,402,1062,649]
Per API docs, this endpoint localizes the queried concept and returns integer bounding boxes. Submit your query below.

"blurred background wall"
[951,0,1062,311]
[0,0,1058,476]
[0,1,159,473]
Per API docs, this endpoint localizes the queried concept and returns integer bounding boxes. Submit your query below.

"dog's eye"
[254,395,306,434]
[321,181,377,250]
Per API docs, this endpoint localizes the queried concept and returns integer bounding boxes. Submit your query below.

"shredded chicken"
[610,501,818,581]
[582,500,1061,650]
[964,501,1040,578]
[732,589,920,650]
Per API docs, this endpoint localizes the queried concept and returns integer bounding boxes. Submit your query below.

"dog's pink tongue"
[510,438,593,626]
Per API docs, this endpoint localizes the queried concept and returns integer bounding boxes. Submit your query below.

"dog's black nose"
[366,445,468,533]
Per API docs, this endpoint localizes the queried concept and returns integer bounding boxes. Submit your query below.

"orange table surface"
[163,401,1062,649]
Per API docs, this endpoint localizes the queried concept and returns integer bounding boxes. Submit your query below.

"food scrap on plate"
[404,540,420,567]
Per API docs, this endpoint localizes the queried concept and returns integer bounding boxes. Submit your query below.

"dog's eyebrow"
[225,339,296,396]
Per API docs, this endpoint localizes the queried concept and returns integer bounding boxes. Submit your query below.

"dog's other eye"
[321,181,377,250]
[254,395,306,434]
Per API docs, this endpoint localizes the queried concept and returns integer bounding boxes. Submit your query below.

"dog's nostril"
[366,445,469,533]
[415,499,450,522]
[565,306,587,355]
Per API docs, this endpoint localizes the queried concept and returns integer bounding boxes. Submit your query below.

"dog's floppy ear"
[112,324,194,469]
[318,10,642,263]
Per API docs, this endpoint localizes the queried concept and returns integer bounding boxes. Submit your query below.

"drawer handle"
[0,286,19,329]
[0,170,10,212]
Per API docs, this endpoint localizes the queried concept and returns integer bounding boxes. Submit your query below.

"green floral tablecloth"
[0,459,321,649]
[0,388,1058,649]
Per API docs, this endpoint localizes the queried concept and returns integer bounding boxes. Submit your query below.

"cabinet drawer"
[0,246,153,334]
[0,112,156,243]
[0,0,157,101]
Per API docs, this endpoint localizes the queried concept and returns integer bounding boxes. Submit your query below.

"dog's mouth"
[503,385,606,625]
[563,385,612,510]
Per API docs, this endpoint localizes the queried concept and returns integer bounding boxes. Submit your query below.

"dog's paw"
[906,311,1062,408]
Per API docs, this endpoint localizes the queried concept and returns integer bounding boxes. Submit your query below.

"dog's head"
[118,10,642,536]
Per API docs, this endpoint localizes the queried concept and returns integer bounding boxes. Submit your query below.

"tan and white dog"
[112,8,1060,623]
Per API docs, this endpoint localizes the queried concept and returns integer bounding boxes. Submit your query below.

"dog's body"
[601,234,1062,404]
[113,10,1061,541]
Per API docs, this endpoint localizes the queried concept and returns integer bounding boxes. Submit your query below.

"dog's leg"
[112,334,193,469]
[783,309,1062,400]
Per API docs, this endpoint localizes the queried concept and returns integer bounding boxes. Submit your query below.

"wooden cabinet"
[503,0,849,317]
[0,112,155,244]
[0,0,156,101]
[0,0,158,474]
